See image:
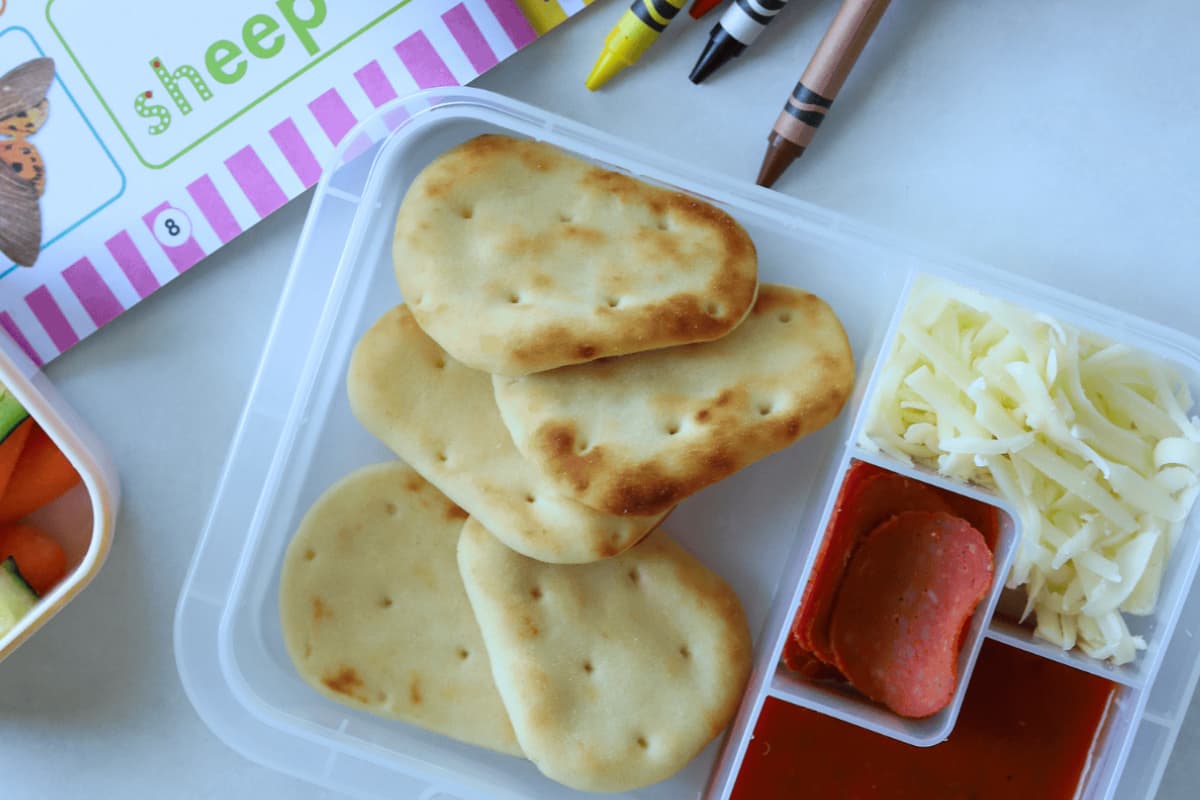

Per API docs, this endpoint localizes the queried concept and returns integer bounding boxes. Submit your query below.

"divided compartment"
[720,640,1135,800]
[767,452,1019,747]
[174,88,1200,800]
[709,266,1200,799]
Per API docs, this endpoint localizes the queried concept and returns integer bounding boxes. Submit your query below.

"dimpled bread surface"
[392,133,759,376]
[347,305,667,564]
[457,518,753,793]
[492,284,856,516]
[278,462,521,756]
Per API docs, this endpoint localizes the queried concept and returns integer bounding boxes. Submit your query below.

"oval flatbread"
[493,284,855,516]
[279,461,521,755]
[392,134,759,376]
[457,517,752,792]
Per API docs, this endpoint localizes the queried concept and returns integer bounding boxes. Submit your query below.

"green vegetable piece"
[0,556,38,639]
[0,385,30,444]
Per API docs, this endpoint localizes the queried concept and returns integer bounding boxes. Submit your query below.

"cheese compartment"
[173,89,1200,800]
[851,272,1200,690]
[0,330,119,663]
[765,454,1019,748]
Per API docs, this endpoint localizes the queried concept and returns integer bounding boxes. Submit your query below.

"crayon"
[689,0,727,19]
[586,0,689,90]
[517,0,569,35]
[690,0,792,84]
[756,0,891,187]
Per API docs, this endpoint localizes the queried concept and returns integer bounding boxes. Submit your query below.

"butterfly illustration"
[0,57,54,268]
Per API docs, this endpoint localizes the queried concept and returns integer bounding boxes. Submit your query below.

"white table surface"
[3,0,1199,796]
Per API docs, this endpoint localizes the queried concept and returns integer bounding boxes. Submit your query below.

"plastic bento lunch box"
[174,88,1200,800]
[0,330,119,663]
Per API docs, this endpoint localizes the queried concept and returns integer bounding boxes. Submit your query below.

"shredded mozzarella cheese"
[860,277,1200,664]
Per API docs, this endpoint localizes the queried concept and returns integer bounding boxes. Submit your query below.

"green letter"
[149,57,213,115]
[205,40,247,84]
[134,90,171,136]
[243,14,284,59]
[277,0,326,56]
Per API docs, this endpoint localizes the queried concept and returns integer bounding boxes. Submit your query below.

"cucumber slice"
[0,384,30,443]
[0,557,38,638]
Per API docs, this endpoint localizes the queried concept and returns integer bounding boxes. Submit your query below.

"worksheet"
[0,0,592,365]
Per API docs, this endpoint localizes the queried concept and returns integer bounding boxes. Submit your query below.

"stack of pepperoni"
[785,461,998,718]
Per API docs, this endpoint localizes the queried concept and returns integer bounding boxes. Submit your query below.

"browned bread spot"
[322,666,365,699]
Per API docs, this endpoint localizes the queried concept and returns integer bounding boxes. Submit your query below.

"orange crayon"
[689,0,727,19]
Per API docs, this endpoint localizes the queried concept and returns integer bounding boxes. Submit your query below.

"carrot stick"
[0,417,33,501]
[0,523,67,595]
[0,423,81,524]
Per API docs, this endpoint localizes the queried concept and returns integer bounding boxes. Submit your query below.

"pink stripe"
[227,145,291,215]
[142,203,206,273]
[0,313,42,367]
[187,175,242,244]
[309,88,357,146]
[443,4,499,73]
[26,287,79,353]
[105,231,160,299]
[268,120,322,189]
[354,60,397,108]
[485,0,538,49]
[395,32,458,89]
[63,258,125,328]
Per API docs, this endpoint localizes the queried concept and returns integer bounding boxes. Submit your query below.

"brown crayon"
[756,0,891,187]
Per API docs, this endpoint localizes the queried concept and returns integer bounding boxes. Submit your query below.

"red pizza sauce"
[734,640,1116,800]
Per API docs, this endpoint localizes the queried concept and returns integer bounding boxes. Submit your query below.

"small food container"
[174,89,1200,800]
[772,455,1019,747]
[0,330,119,663]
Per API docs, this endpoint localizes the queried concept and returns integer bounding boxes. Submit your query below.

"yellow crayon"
[515,0,568,35]
[586,0,688,91]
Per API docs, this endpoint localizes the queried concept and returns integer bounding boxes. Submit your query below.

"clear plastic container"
[174,88,1200,800]
[0,330,119,663]
[769,454,1019,748]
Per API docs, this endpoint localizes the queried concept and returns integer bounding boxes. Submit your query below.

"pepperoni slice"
[791,463,955,665]
[782,637,844,681]
[941,493,1002,551]
[829,511,993,719]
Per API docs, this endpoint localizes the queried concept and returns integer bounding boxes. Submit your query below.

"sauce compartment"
[736,640,1118,800]
[174,89,1200,800]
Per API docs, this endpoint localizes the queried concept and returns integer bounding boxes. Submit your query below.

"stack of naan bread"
[279,135,856,793]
